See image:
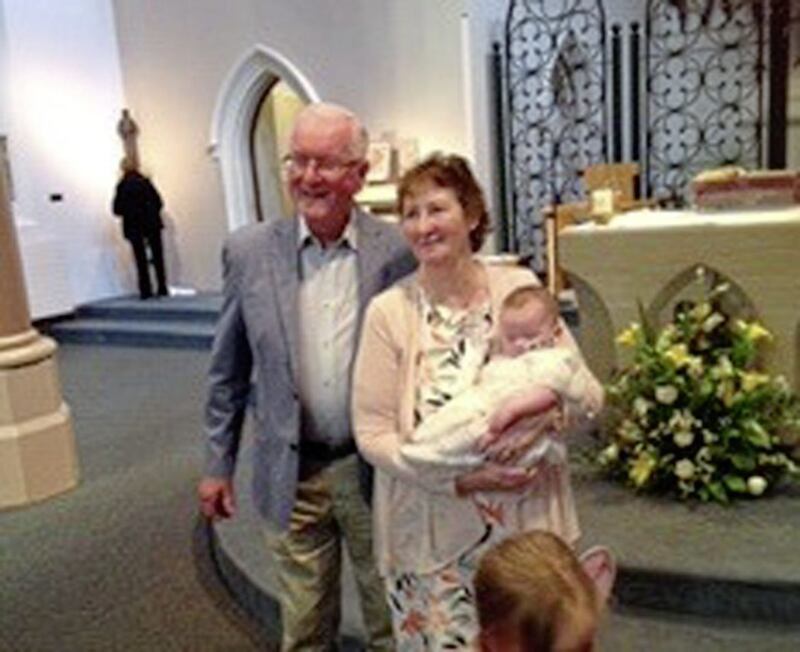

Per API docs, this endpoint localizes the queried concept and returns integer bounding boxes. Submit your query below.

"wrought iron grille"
[504,0,607,271]
[502,0,778,268]
[646,0,767,204]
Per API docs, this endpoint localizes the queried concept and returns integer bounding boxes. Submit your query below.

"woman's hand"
[478,390,563,465]
[455,462,541,496]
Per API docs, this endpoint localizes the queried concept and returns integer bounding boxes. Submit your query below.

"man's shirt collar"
[297,210,358,251]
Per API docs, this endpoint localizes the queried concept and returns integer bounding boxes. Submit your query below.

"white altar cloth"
[558,206,800,390]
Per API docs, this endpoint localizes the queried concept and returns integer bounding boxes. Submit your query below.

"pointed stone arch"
[646,263,757,330]
[209,46,320,232]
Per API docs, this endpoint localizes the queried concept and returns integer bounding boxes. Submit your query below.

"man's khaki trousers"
[268,454,393,651]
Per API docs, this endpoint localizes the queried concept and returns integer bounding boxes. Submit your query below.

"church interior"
[2,0,800,649]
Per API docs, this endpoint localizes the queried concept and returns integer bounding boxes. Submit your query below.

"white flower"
[668,410,695,433]
[633,397,652,419]
[686,356,704,378]
[747,476,767,496]
[674,431,695,448]
[696,446,711,463]
[702,312,725,333]
[618,420,642,443]
[655,385,679,405]
[675,459,696,480]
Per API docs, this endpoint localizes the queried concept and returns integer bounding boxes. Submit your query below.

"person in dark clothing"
[112,158,168,299]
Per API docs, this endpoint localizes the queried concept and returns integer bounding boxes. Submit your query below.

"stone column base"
[0,330,79,509]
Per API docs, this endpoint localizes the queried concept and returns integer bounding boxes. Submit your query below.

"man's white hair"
[294,102,369,160]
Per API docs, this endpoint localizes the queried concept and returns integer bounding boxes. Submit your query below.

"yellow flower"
[616,323,641,347]
[599,443,619,464]
[656,325,677,351]
[629,454,656,487]
[711,355,734,379]
[740,371,769,393]
[686,356,704,378]
[689,302,711,321]
[736,320,772,343]
[716,379,737,407]
[664,343,690,367]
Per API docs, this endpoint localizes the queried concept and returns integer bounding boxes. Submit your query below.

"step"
[45,318,214,350]
[76,294,222,323]
[208,437,800,649]
[572,465,800,624]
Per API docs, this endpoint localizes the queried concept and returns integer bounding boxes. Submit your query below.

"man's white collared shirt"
[296,214,359,447]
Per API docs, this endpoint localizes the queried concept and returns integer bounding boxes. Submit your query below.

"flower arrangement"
[599,285,800,503]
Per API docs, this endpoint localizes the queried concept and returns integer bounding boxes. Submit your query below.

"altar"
[558,206,800,391]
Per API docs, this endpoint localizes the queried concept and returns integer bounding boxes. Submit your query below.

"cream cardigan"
[352,263,604,575]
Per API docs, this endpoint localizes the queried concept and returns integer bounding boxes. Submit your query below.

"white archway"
[209,46,319,232]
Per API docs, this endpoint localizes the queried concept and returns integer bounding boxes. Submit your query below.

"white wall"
[111,0,474,290]
[3,0,130,317]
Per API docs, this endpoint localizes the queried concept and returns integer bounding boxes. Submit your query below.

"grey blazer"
[204,209,416,528]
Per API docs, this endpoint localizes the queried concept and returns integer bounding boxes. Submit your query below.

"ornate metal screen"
[502,0,775,269]
[504,0,607,271]
[646,0,767,204]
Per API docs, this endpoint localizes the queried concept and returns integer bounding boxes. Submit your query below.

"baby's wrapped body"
[401,347,587,470]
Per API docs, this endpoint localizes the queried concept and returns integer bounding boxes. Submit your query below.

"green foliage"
[598,286,800,504]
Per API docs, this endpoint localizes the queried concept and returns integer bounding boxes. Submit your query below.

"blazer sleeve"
[353,296,459,495]
[203,239,253,479]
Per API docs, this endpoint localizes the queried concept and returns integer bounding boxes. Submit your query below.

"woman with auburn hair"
[353,153,603,649]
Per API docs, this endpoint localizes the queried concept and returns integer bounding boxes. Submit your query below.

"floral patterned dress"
[386,291,514,651]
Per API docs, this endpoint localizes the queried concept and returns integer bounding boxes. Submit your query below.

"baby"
[401,285,590,471]
[475,530,616,652]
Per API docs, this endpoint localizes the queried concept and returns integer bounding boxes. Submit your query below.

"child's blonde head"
[475,531,615,652]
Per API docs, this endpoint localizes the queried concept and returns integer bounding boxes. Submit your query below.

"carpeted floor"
[3,343,799,651]
[0,345,273,652]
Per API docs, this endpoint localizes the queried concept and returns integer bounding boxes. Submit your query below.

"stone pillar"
[0,168,78,509]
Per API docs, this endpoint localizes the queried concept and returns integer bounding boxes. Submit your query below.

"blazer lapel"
[269,219,301,384]
[355,210,387,316]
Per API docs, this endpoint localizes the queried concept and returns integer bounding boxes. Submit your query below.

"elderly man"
[198,103,415,650]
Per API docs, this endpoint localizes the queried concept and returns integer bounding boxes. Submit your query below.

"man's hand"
[455,462,541,496]
[198,477,236,520]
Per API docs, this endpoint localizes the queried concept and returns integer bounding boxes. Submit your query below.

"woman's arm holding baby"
[479,342,603,465]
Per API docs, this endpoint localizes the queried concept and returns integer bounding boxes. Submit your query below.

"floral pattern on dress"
[387,290,511,651]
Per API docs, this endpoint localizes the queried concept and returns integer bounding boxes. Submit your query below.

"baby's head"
[475,531,616,652]
[498,286,561,357]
